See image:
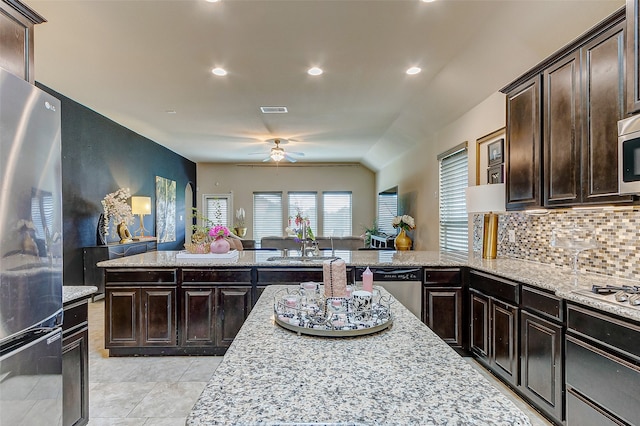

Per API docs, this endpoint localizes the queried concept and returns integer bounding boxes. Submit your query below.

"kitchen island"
[186,284,532,425]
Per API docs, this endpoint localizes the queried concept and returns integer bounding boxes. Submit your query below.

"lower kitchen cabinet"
[62,297,90,426]
[104,269,178,355]
[422,268,464,350]
[181,285,252,348]
[519,286,564,425]
[469,271,519,387]
[565,303,640,425]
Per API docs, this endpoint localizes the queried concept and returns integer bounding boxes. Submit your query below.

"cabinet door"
[105,288,139,346]
[470,291,490,363]
[491,299,519,386]
[582,21,631,204]
[181,288,216,346]
[62,328,89,426]
[544,51,581,207]
[141,288,176,346]
[506,76,542,210]
[627,0,640,113]
[216,287,252,348]
[520,311,563,424]
[423,287,462,348]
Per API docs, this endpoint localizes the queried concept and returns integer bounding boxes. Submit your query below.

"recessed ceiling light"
[260,106,288,114]
[421,0,436,3]
[205,0,220,3]
[166,110,177,114]
[308,67,323,76]
[406,67,422,75]
[212,67,227,76]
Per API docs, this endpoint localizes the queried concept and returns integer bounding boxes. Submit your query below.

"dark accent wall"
[37,83,196,286]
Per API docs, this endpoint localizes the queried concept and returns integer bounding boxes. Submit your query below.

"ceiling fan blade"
[262,157,272,162]
[288,151,305,156]
[285,154,297,163]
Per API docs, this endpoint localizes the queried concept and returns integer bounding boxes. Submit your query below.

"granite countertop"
[186,285,532,426]
[63,286,97,304]
[96,249,640,322]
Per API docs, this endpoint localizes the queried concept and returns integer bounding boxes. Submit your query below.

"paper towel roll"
[323,258,347,298]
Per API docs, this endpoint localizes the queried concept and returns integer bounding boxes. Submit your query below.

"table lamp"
[131,196,152,237]
[465,184,505,259]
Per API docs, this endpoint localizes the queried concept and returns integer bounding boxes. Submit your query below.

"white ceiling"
[29,0,624,171]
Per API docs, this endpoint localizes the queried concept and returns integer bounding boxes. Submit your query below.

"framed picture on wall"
[488,164,504,184]
[475,128,505,185]
[488,138,504,166]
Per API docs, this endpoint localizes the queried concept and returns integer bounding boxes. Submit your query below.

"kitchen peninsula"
[186,284,532,425]
[98,249,640,424]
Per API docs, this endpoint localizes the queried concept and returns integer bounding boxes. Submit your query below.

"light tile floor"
[87,300,551,426]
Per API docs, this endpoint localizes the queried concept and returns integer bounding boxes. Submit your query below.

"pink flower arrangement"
[209,225,230,240]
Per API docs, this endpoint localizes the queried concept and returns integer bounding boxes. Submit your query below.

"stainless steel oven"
[618,114,640,194]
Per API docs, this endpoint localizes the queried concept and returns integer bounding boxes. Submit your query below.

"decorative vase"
[210,237,230,254]
[234,227,247,238]
[394,228,412,251]
[96,213,108,245]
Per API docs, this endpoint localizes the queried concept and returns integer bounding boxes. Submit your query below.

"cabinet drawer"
[106,269,176,284]
[257,268,324,284]
[521,286,562,322]
[182,268,252,283]
[566,336,640,425]
[62,299,88,335]
[469,271,519,304]
[566,389,625,426]
[567,304,640,361]
[423,268,461,285]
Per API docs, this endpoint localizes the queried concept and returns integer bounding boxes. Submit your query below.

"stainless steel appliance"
[0,67,63,425]
[618,114,640,194]
[356,266,422,318]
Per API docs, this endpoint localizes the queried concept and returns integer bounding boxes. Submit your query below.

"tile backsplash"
[472,207,640,280]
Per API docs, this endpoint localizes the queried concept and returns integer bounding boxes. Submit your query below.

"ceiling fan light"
[271,151,285,162]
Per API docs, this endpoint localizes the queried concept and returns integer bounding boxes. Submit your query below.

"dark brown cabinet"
[566,304,640,425]
[62,297,91,426]
[104,269,177,355]
[627,0,640,113]
[422,268,464,350]
[0,1,45,83]
[469,271,519,387]
[544,17,631,207]
[519,286,564,425]
[505,76,542,210]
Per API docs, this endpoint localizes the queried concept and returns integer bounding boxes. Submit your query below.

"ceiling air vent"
[260,106,288,114]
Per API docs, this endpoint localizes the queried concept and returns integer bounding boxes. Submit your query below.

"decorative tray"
[273,284,394,337]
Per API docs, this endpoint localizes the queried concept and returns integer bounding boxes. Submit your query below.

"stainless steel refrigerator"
[0,67,64,425]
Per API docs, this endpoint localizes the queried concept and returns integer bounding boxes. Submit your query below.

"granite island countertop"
[186,285,532,426]
[96,249,640,322]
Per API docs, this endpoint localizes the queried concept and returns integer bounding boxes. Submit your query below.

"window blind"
[439,145,468,251]
[323,192,352,237]
[288,192,317,234]
[254,192,283,246]
[377,193,398,236]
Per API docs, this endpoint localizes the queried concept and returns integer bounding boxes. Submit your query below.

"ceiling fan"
[252,138,305,163]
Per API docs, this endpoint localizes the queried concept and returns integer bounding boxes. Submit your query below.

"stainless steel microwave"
[618,114,640,194]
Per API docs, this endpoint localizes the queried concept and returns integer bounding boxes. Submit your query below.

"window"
[253,192,283,246]
[288,192,317,233]
[202,194,232,227]
[323,192,352,236]
[438,143,468,251]
[377,188,398,236]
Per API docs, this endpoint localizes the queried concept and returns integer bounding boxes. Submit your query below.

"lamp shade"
[131,196,151,215]
[465,184,506,213]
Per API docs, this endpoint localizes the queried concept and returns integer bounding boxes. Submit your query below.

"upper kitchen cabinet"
[627,0,640,113]
[503,7,633,210]
[0,0,46,83]
[505,76,542,210]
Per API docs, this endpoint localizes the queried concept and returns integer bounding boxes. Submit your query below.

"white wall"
[377,92,506,250]
[196,163,375,240]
